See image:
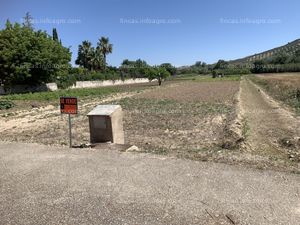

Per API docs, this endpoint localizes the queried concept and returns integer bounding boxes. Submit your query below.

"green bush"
[56,74,76,89]
[0,100,14,110]
[0,19,71,86]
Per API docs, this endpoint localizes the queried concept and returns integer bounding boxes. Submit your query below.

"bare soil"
[0,92,137,146]
[137,81,239,104]
[237,77,300,171]
[1,77,300,173]
[0,80,239,156]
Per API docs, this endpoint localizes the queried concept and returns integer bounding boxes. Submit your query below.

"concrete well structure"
[87,105,124,144]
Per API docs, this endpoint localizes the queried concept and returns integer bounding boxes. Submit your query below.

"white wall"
[46,83,58,91]
[71,78,151,89]
[0,79,152,95]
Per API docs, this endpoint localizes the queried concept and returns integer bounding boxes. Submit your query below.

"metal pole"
[68,114,72,148]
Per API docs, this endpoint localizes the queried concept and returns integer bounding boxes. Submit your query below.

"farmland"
[0,77,240,158]
[1,74,300,173]
[250,73,300,113]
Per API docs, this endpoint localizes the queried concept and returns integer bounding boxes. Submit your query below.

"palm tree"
[75,40,94,70]
[91,47,104,71]
[97,37,113,69]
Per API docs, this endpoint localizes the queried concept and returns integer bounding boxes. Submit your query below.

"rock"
[31,103,39,108]
[279,137,295,148]
[126,145,140,152]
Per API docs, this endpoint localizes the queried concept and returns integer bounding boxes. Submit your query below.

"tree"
[194,61,202,67]
[212,60,229,77]
[271,53,289,64]
[91,47,104,71]
[214,60,228,70]
[52,28,58,42]
[146,66,170,86]
[97,37,112,69]
[75,41,94,70]
[5,19,12,29]
[160,63,176,75]
[0,18,71,86]
[76,38,111,71]
[251,60,265,73]
[22,12,33,29]
[120,59,149,78]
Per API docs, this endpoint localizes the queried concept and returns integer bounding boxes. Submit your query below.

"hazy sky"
[1,0,300,66]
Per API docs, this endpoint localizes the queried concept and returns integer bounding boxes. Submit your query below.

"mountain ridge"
[229,39,300,64]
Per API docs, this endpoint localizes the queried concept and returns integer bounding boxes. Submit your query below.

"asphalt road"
[0,142,299,225]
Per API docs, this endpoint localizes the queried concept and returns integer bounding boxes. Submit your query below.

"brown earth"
[0,81,239,156]
[117,81,239,156]
[137,81,239,104]
[1,77,300,173]
[237,76,300,171]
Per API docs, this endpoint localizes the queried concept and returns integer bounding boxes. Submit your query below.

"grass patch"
[0,84,153,102]
[0,100,15,110]
[249,75,300,113]
[241,117,250,139]
[171,74,241,82]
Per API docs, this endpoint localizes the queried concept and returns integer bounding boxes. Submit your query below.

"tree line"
[0,13,71,86]
[0,13,174,90]
[251,50,300,73]
[177,49,300,77]
[4,13,298,90]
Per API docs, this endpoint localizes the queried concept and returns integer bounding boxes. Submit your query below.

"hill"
[229,39,300,64]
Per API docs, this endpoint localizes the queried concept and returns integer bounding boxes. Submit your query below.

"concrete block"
[87,105,124,144]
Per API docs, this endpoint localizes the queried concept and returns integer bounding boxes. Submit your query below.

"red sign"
[60,97,78,114]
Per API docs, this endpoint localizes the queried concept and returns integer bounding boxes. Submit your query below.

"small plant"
[56,74,76,89]
[0,100,15,110]
[242,117,250,139]
[295,89,300,102]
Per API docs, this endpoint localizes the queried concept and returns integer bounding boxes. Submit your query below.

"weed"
[242,117,250,139]
[0,83,153,102]
[249,74,300,114]
[172,74,241,82]
[0,100,14,110]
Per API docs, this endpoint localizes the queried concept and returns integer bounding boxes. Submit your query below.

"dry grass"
[251,73,300,113]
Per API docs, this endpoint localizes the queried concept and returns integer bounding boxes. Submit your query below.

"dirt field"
[117,81,239,157]
[0,80,239,158]
[1,75,300,173]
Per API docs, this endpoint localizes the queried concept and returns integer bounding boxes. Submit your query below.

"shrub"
[0,100,14,110]
[56,74,76,89]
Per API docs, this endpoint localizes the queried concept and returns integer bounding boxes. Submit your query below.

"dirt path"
[239,77,300,162]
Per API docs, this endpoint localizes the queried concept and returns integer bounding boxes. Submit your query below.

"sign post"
[60,97,78,148]
[68,114,72,148]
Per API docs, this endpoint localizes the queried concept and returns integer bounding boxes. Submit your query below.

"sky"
[1,0,300,67]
